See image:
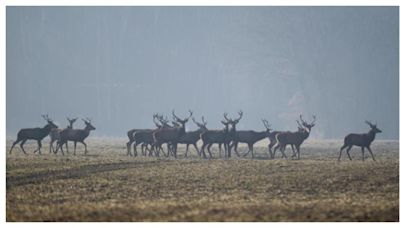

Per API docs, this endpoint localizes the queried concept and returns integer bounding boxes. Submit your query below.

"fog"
[6,7,399,139]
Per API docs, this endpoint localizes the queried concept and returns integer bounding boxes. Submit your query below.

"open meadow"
[6,138,399,222]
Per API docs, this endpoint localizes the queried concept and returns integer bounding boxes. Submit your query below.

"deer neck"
[43,124,54,135]
[367,130,376,142]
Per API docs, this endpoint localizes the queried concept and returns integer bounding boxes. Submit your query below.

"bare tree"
[338,121,382,161]
[273,115,316,159]
[49,117,78,153]
[9,115,58,154]
[55,118,96,155]
[234,119,273,158]
[153,110,193,158]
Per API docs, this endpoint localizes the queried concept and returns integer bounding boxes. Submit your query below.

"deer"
[55,118,96,155]
[49,117,78,154]
[233,119,273,158]
[126,114,171,156]
[338,121,382,162]
[9,115,58,155]
[176,116,208,158]
[153,110,193,158]
[199,115,231,159]
[223,111,243,158]
[273,115,316,159]
[129,114,174,157]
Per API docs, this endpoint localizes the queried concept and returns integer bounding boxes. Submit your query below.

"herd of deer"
[8,112,382,161]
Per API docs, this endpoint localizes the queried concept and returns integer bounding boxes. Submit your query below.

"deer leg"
[37,140,42,154]
[200,144,207,159]
[73,141,77,155]
[249,144,254,158]
[49,139,54,154]
[193,143,200,157]
[141,143,146,156]
[185,144,189,158]
[346,145,353,161]
[133,142,138,157]
[295,145,301,159]
[338,145,347,161]
[82,141,88,154]
[19,139,28,154]
[272,144,281,159]
[207,144,213,158]
[65,142,69,154]
[366,146,376,161]
[268,141,275,159]
[290,145,297,158]
[9,139,22,154]
[280,144,288,159]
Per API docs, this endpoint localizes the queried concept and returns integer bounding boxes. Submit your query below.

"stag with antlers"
[199,115,231,159]
[176,116,208,158]
[338,121,381,161]
[55,118,96,155]
[223,111,243,158]
[273,115,316,159]
[49,117,78,154]
[153,110,193,158]
[9,115,58,154]
[234,119,273,158]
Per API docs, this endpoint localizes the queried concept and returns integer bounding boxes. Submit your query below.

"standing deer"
[273,115,316,159]
[234,119,273,158]
[9,115,58,154]
[153,110,193,158]
[130,114,173,157]
[199,115,230,159]
[338,121,382,161]
[49,117,78,153]
[55,118,96,155]
[224,111,243,158]
[126,114,170,156]
[176,116,208,158]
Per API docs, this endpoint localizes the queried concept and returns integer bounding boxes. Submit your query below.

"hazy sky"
[6,7,399,139]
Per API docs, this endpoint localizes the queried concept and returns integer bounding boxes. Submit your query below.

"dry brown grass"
[6,138,399,221]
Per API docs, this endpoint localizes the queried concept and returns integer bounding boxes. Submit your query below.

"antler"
[262,119,271,130]
[365,120,373,127]
[192,117,201,127]
[299,114,306,125]
[234,110,243,123]
[296,120,303,128]
[223,112,230,122]
[42,114,52,122]
[184,110,193,121]
[311,115,316,124]
[172,110,180,122]
[201,116,207,126]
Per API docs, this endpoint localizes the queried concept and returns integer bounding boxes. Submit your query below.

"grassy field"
[6,138,399,222]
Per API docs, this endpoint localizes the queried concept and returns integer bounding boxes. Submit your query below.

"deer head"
[67,117,78,129]
[172,110,193,125]
[299,114,316,131]
[365,120,382,134]
[82,118,96,131]
[153,114,163,128]
[42,114,58,129]
[192,116,208,131]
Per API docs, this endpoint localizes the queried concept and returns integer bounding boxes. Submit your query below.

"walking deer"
[9,115,58,154]
[234,119,273,158]
[55,118,96,155]
[338,121,382,161]
[273,115,316,159]
[49,117,78,153]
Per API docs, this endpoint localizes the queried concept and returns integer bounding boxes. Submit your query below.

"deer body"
[338,121,381,161]
[273,115,316,159]
[56,119,95,155]
[200,125,229,159]
[9,115,58,154]
[49,117,77,154]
